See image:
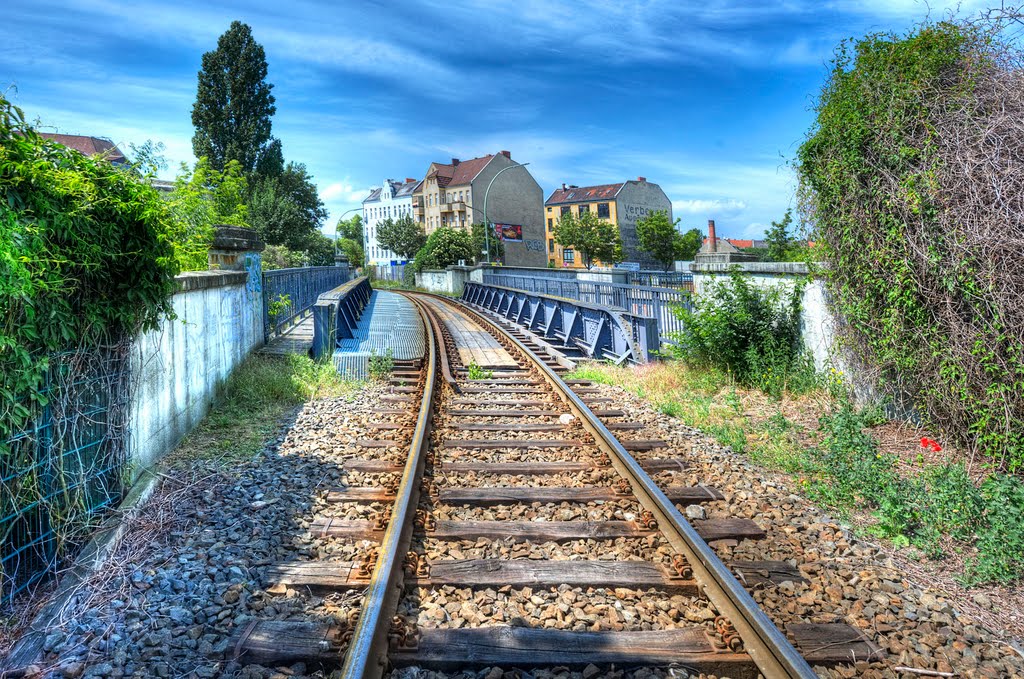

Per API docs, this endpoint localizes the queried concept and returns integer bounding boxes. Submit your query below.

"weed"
[179,354,360,465]
[964,475,1024,585]
[368,348,394,380]
[467,362,493,380]
[267,293,292,327]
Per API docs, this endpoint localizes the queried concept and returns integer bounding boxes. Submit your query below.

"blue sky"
[2,0,989,239]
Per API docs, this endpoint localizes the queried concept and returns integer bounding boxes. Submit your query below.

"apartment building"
[412,151,546,267]
[362,177,422,265]
[544,177,673,269]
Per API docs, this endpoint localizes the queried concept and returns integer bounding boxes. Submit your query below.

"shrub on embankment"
[0,96,177,439]
[796,16,1024,470]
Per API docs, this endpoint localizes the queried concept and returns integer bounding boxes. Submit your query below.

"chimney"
[405,177,415,183]
[637,176,646,182]
[561,183,568,191]
[451,158,460,166]
[500,150,511,159]
[708,219,717,253]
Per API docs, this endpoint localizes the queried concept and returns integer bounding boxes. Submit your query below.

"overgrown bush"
[165,157,248,271]
[796,15,1024,468]
[0,97,176,437]
[670,270,814,397]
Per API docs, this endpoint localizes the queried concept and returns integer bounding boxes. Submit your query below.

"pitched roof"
[428,154,495,188]
[545,183,624,205]
[394,178,421,197]
[39,133,127,164]
[363,187,382,203]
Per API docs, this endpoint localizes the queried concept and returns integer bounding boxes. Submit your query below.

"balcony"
[440,201,466,213]
[413,205,424,218]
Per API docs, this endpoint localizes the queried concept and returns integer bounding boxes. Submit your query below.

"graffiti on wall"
[245,253,263,310]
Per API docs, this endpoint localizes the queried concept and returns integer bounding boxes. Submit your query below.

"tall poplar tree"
[191,21,278,175]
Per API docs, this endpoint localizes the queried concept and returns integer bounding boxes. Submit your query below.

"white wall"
[129,270,263,472]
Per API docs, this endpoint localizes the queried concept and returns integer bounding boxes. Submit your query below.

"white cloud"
[674,198,748,214]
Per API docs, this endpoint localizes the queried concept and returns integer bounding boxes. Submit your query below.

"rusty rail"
[336,297,437,679]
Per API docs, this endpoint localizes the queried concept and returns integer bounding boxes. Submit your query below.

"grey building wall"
[615,180,673,268]
[471,155,547,267]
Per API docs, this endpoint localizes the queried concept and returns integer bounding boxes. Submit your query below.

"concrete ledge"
[174,270,248,292]
[690,261,812,275]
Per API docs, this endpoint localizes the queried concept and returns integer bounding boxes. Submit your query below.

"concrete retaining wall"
[129,227,265,474]
[129,270,264,472]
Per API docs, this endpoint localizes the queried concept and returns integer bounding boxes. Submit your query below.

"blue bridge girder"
[462,281,659,364]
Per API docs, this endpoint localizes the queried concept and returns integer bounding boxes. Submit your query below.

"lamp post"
[482,161,530,265]
[333,207,362,256]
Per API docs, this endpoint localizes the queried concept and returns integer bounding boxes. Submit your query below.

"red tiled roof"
[39,133,127,163]
[429,154,495,188]
[545,183,623,205]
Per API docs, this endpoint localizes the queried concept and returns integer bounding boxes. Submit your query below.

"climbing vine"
[0,96,177,439]
[796,16,1024,468]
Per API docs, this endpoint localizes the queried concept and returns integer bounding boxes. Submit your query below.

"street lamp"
[482,161,530,265]
[333,207,362,256]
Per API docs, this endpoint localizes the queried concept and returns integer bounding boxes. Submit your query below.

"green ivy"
[796,21,1024,468]
[0,97,176,439]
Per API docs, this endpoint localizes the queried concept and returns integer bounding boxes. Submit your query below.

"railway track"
[231,292,879,678]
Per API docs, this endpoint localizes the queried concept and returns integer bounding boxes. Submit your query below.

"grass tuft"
[175,354,362,466]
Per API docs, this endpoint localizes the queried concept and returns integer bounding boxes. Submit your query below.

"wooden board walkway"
[261,314,314,356]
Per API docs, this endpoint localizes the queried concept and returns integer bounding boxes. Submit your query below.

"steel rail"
[423,293,817,679]
[337,295,438,679]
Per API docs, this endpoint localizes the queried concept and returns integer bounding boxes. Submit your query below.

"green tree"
[553,210,622,269]
[338,237,364,268]
[471,222,504,263]
[636,210,685,271]
[337,214,363,243]
[127,139,167,177]
[165,157,249,271]
[248,162,327,250]
[262,244,305,270]
[191,21,278,176]
[377,214,426,260]
[413,227,474,271]
[302,231,335,266]
[764,209,797,261]
[678,228,703,261]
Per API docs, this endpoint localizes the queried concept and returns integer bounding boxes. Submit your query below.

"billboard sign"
[494,223,523,242]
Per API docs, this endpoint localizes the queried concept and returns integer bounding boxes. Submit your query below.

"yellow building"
[544,178,673,269]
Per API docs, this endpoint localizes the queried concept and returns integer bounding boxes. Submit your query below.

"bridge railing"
[481,272,693,345]
[263,266,350,340]
[311,277,373,360]
[627,270,694,290]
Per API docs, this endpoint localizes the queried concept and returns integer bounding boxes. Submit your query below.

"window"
[563,248,575,263]
[578,204,590,215]
[598,203,610,218]
[560,206,571,216]
[547,206,552,212]
[547,218,553,229]
[548,238,554,253]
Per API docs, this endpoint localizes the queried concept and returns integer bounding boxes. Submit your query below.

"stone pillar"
[208,226,265,271]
